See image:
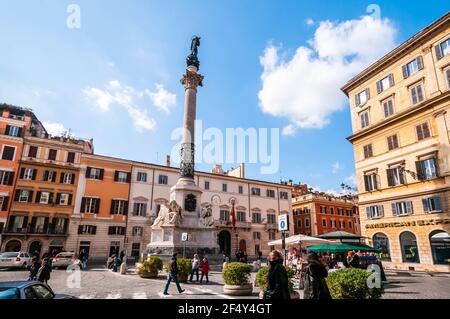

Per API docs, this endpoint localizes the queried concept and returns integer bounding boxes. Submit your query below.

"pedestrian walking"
[112,255,121,272]
[303,252,331,299]
[264,250,290,300]
[163,253,185,295]
[36,258,52,284]
[200,257,210,284]
[188,254,200,283]
[27,257,41,281]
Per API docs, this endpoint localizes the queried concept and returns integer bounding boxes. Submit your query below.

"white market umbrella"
[268,234,332,247]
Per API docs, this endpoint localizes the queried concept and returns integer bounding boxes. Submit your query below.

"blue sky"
[0,1,448,193]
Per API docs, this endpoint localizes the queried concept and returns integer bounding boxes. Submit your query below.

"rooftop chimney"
[166,155,171,167]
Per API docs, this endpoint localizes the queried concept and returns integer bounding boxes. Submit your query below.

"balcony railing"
[264,223,278,230]
[213,220,252,228]
[4,225,68,236]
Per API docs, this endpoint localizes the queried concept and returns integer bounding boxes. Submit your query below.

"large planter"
[178,273,189,283]
[224,284,253,296]
[139,270,158,278]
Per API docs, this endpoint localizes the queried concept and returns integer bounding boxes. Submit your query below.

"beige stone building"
[342,12,450,272]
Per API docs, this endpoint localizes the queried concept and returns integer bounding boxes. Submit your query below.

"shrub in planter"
[137,256,163,278]
[164,258,192,282]
[326,268,384,299]
[223,262,253,296]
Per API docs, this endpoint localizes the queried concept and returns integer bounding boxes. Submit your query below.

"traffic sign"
[278,214,289,231]
[181,233,189,242]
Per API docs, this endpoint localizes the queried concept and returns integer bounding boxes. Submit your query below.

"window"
[37,192,51,204]
[322,219,326,227]
[132,227,143,236]
[422,197,442,213]
[252,212,262,224]
[387,166,405,186]
[0,196,8,211]
[400,231,420,263]
[363,144,373,159]
[355,89,370,107]
[416,122,431,141]
[237,211,246,222]
[268,230,276,241]
[222,184,227,192]
[387,134,399,151]
[280,191,289,200]
[366,205,384,219]
[111,200,128,215]
[131,243,141,257]
[78,225,97,235]
[377,74,394,93]
[267,214,276,224]
[58,193,71,206]
[28,146,38,158]
[410,83,424,105]
[0,170,14,185]
[402,56,423,78]
[297,220,302,227]
[392,201,413,217]
[157,175,168,185]
[115,171,129,183]
[2,146,15,161]
[81,197,100,214]
[416,158,438,180]
[204,181,210,190]
[266,189,275,198]
[305,219,310,227]
[338,208,343,216]
[330,207,335,215]
[373,233,391,261]
[86,167,103,180]
[445,68,450,89]
[48,149,57,161]
[251,187,260,196]
[430,230,450,265]
[108,226,126,236]
[133,203,147,217]
[220,210,230,221]
[66,152,76,163]
[21,168,35,180]
[253,232,261,240]
[320,206,327,214]
[43,170,56,182]
[383,99,395,118]
[435,38,450,59]
[364,173,378,192]
[16,190,33,203]
[61,173,74,184]
[136,172,147,182]
[349,221,352,228]
[6,125,21,137]
[360,111,370,129]
[238,185,243,194]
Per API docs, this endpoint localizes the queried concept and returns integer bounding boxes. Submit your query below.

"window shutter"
[124,201,129,215]
[435,44,444,60]
[108,227,113,235]
[56,193,61,205]
[415,161,424,180]
[99,169,105,180]
[366,207,371,219]
[43,170,49,181]
[411,86,418,104]
[68,194,73,206]
[70,173,75,184]
[143,203,147,216]
[376,80,382,94]
[389,74,395,87]
[364,175,369,192]
[92,226,97,235]
[48,193,54,204]
[78,225,83,235]
[110,200,116,214]
[423,123,430,138]
[52,172,57,183]
[379,205,384,217]
[417,56,424,70]
[1,196,8,211]
[434,197,442,212]
[417,85,424,102]
[14,190,20,202]
[373,174,379,190]
[399,169,406,185]
[365,88,370,100]
[355,94,361,106]
[5,125,10,136]
[387,136,392,150]
[80,198,86,213]
[85,167,91,178]
[114,171,119,182]
[28,191,33,203]
[60,173,65,183]
[387,169,394,187]
[6,172,14,185]
[422,199,430,213]
[392,203,398,216]
[30,217,37,231]
[127,172,131,183]
[383,102,389,118]
[19,168,25,179]
[402,64,409,79]
[32,169,37,181]
[95,199,101,214]
[43,218,49,233]
[416,125,424,141]
[35,192,41,203]
[406,201,413,215]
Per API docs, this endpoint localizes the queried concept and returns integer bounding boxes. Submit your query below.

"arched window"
[429,230,450,265]
[400,231,420,263]
[5,240,21,252]
[372,233,391,261]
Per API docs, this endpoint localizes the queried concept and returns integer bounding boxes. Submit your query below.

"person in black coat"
[264,250,291,300]
[163,253,185,295]
[36,258,52,284]
[27,257,41,281]
[303,252,332,299]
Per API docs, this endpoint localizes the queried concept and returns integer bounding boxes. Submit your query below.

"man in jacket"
[188,254,200,283]
[36,258,52,284]
[163,253,185,295]
[27,257,41,281]
[303,252,332,299]
[265,250,290,299]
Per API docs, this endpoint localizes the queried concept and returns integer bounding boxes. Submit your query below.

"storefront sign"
[366,218,450,229]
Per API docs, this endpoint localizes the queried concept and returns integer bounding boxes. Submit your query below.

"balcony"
[4,227,27,235]
[264,223,278,230]
[4,225,68,236]
[213,220,252,229]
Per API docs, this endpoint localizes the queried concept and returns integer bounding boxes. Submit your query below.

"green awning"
[307,243,381,253]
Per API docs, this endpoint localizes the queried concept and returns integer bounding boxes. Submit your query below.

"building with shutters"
[342,12,450,272]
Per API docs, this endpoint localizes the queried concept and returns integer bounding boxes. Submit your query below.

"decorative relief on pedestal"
[180,142,195,179]
[211,195,221,206]
[185,194,197,212]
[200,203,214,227]
[152,200,183,227]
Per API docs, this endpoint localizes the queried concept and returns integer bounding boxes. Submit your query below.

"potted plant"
[222,262,253,296]
[326,268,384,299]
[256,266,299,299]
[164,258,192,282]
[137,256,163,278]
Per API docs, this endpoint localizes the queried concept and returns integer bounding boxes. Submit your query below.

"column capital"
[181,70,204,90]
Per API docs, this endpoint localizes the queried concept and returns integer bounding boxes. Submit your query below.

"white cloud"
[305,18,315,26]
[258,15,397,134]
[331,161,342,174]
[84,80,156,132]
[43,122,68,136]
[145,84,177,113]
[344,174,356,186]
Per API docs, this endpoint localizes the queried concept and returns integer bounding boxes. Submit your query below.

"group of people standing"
[27,257,52,284]
[188,254,210,284]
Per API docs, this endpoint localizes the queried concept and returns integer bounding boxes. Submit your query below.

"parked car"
[0,252,32,269]
[51,252,80,269]
[0,281,77,299]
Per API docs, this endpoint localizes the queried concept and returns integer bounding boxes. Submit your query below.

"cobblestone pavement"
[1,267,449,299]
